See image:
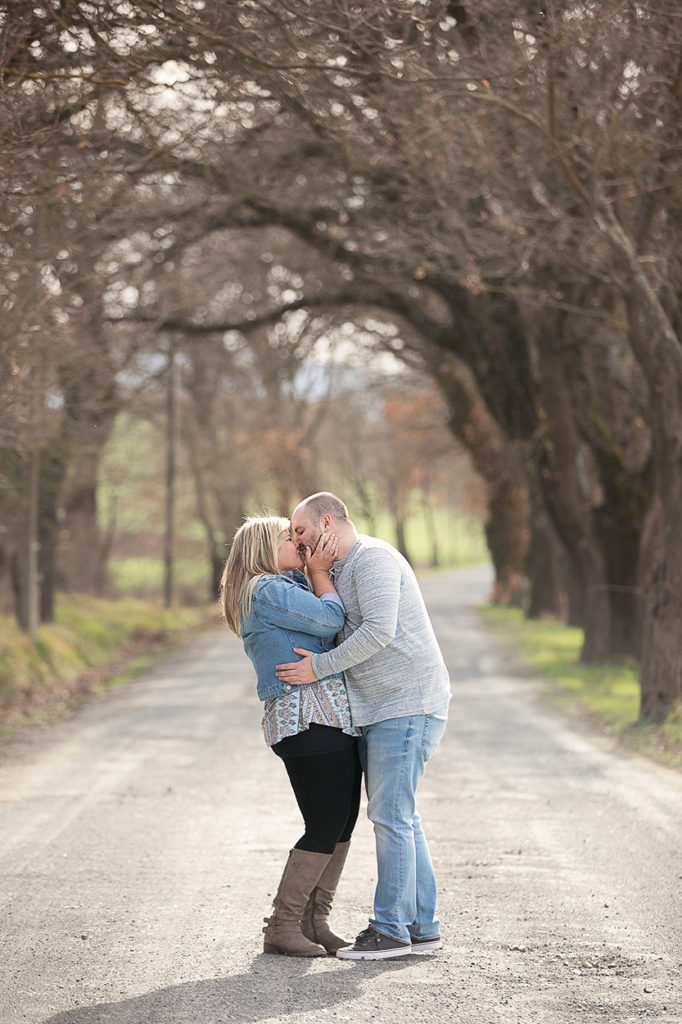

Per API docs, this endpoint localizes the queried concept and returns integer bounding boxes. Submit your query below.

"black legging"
[273,727,363,855]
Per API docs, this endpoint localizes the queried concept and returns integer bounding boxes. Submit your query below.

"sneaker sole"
[411,938,443,951]
[336,945,413,960]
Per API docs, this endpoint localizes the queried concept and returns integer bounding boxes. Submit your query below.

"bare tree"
[2,1,680,717]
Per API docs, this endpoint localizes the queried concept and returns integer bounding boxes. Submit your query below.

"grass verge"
[0,597,217,733]
[478,605,682,772]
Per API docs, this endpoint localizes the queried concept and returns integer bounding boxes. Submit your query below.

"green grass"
[0,596,214,729]
[478,605,682,771]
[109,556,210,599]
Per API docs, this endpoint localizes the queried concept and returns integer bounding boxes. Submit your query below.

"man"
[276,491,451,960]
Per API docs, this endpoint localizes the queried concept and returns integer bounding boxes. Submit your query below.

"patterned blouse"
[262,676,360,746]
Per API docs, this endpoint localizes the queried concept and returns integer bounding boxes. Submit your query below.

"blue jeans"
[359,713,447,944]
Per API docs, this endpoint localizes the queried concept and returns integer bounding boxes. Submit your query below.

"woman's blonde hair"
[220,515,291,635]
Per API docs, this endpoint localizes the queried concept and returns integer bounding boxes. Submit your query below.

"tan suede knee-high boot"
[300,841,351,953]
[262,849,330,956]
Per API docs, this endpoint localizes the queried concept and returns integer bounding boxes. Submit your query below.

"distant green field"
[108,508,488,600]
[354,508,488,568]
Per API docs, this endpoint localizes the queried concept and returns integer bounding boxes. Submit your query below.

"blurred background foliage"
[1,1,681,723]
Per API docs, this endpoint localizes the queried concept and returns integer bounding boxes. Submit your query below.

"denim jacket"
[241,570,345,701]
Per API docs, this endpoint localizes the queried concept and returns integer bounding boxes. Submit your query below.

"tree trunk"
[352,479,378,537]
[563,554,587,629]
[164,346,178,609]
[525,484,568,620]
[532,340,613,661]
[38,441,69,622]
[422,496,440,569]
[211,549,225,600]
[56,228,121,596]
[484,474,529,607]
[593,507,644,659]
[436,354,529,606]
[394,514,411,565]
[17,450,40,635]
[638,493,682,720]
[623,289,682,718]
[59,396,118,594]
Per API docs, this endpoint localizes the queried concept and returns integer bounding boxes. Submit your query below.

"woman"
[220,515,362,958]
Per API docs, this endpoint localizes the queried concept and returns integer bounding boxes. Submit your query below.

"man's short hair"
[297,491,349,523]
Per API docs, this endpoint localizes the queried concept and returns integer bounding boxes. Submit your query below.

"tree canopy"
[1,1,681,718]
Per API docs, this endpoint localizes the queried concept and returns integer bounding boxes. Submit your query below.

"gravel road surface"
[1,565,681,1024]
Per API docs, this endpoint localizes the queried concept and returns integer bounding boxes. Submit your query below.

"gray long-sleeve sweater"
[310,535,451,727]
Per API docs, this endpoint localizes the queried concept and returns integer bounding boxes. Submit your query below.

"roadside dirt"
[1,565,680,1024]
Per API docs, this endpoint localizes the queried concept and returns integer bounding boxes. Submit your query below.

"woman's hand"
[304,532,338,578]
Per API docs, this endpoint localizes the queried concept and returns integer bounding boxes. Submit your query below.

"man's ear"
[320,514,332,532]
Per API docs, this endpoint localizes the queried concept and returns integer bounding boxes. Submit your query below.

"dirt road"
[1,566,680,1024]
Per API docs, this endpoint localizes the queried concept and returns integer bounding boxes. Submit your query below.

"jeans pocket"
[421,715,447,763]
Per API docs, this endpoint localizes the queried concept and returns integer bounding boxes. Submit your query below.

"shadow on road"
[41,954,416,1024]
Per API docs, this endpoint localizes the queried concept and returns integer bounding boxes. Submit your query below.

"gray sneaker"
[411,934,443,951]
[336,926,412,960]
